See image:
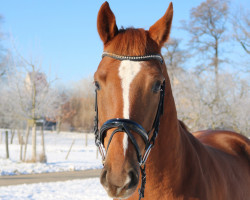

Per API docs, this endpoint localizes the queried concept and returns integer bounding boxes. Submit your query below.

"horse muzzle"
[100,165,139,198]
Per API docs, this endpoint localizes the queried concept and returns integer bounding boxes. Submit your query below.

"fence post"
[10,129,15,144]
[5,131,9,159]
[96,148,99,159]
[65,139,75,160]
[85,133,88,147]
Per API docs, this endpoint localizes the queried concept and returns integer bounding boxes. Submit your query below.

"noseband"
[94,52,165,200]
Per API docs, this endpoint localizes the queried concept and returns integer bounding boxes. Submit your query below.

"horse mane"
[104,28,160,56]
[178,120,189,132]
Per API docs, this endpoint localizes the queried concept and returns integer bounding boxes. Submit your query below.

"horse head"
[94,2,173,198]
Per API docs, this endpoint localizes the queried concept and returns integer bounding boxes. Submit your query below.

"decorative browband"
[102,51,164,64]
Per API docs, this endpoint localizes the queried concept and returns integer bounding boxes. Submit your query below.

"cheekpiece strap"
[102,51,164,64]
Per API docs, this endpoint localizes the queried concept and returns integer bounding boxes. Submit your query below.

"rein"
[94,52,165,200]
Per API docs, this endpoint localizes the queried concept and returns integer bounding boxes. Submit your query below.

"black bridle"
[94,52,165,200]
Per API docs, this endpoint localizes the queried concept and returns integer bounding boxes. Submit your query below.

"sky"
[0,0,249,85]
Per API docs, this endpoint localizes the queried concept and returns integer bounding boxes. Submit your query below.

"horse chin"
[105,184,137,199]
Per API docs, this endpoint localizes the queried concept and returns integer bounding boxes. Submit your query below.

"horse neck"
[147,67,203,192]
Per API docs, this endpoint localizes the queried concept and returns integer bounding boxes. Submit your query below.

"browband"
[102,51,164,64]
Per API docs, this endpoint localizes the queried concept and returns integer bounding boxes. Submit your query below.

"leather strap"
[102,51,164,64]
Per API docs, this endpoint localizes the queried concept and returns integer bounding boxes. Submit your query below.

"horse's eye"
[152,81,162,93]
[95,81,101,90]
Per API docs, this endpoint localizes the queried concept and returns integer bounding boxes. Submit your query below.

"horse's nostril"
[128,169,139,189]
[100,169,108,188]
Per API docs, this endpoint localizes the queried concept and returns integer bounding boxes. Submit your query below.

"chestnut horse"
[94,2,250,200]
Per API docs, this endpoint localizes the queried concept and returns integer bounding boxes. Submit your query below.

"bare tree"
[0,15,4,77]
[0,15,12,80]
[54,90,69,133]
[4,48,63,162]
[231,7,250,54]
[163,38,188,84]
[172,69,250,136]
[182,0,229,100]
[60,77,95,132]
[73,78,95,132]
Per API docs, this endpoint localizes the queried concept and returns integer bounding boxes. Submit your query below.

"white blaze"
[118,60,142,156]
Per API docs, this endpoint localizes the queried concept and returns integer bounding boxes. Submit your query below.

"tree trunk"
[5,131,9,159]
[10,129,15,144]
[31,123,37,162]
[19,127,24,161]
[56,117,61,134]
[31,66,37,162]
[17,129,22,144]
[214,38,219,103]
[23,125,30,161]
[41,125,46,157]
[20,136,23,161]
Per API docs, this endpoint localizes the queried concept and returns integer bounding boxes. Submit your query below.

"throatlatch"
[94,52,165,200]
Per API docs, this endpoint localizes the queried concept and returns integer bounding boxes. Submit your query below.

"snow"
[0,178,112,200]
[0,130,103,176]
[0,130,112,199]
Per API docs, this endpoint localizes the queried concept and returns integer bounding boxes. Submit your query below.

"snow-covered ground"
[0,130,102,176]
[0,178,112,200]
[0,130,112,199]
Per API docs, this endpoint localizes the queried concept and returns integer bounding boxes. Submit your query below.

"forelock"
[104,28,159,56]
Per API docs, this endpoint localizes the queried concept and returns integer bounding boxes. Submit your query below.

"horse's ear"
[149,2,173,47]
[97,1,118,44]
